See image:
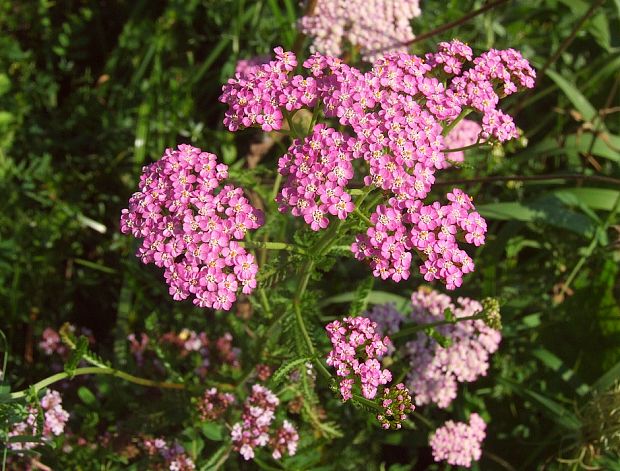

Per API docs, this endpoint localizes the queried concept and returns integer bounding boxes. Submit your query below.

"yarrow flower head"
[365,303,404,336]
[298,0,422,62]
[377,383,414,430]
[325,316,393,400]
[120,144,264,310]
[430,413,487,468]
[9,389,69,450]
[405,287,501,408]
[220,43,535,289]
[231,384,298,461]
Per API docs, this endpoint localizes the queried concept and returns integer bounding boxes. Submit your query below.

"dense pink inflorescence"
[120,144,264,310]
[219,43,535,289]
[9,389,70,450]
[298,0,422,62]
[231,384,299,461]
[366,303,404,336]
[430,413,487,467]
[443,119,482,163]
[405,288,501,408]
[326,316,393,400]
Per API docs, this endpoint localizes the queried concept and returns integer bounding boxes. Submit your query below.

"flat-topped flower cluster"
[120,144,264,310]
[326,316,393,401]
[430,413,487,467]
[230,384,299,461]
[298,0,422,62]
[404,288,501,408]
[219,42,535,289]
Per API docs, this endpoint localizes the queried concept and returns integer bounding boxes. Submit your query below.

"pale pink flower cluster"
[197,387,236,421]
[444,119,482,163]
[231,384,298,461]
[405,288,501,408]
[39,327,66,356]
[220,44,534,288]
[298,0,422,62]
[326,316,392,400]
[9,389,69,450]
[365,303,403,336]
[143,437,196,470]
[269,420,299,460]
[120,144,264,310]
[430,413,487,468]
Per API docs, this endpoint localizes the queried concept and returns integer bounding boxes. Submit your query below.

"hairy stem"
[9,367,184,400]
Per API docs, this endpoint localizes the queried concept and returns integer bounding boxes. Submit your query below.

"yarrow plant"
[4,30,537,470]
[298,0,422,62]
[120,144,264,310]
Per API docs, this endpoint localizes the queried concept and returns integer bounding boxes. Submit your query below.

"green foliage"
[0,0,618,469]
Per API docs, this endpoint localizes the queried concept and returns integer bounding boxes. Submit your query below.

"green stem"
[284,111,298,138]
[352,393,381,411]
[354,207,372,226]
[557,193,620,301]
[9,367,184,400]
[411,410,433,429]
[308,104,322,135]
[269,172,283,202]
[442,108,472,136]
[442,141,488,153]
[238,241,299,252]
[391,313,486,340]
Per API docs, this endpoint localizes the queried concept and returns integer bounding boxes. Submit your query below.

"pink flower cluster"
[353,189,485,289]
[269,420,299,460]
[326,316,392,400]
[405,288,501,408]
[298,0,422,62]
[197,387,235,421]
[9,389,69,450]
[277,124,355,229]
[143,437,196,470]
[231,384,298,461]
[443,118,482,163]
[220,44,534,288]
[377,383,414,430]
[430,413,487,468]
[120,144,264,310]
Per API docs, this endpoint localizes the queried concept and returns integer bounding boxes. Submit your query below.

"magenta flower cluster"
[326,316,393,400]
[405,288,501,408]
[231,384,299,461]
[430,413,487,468]
[298,0,422,62]
[444,118,482,163]
[352,189,485,289]
[9,389,69,451]
[120,144,264,310]
[219,43,534,288]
